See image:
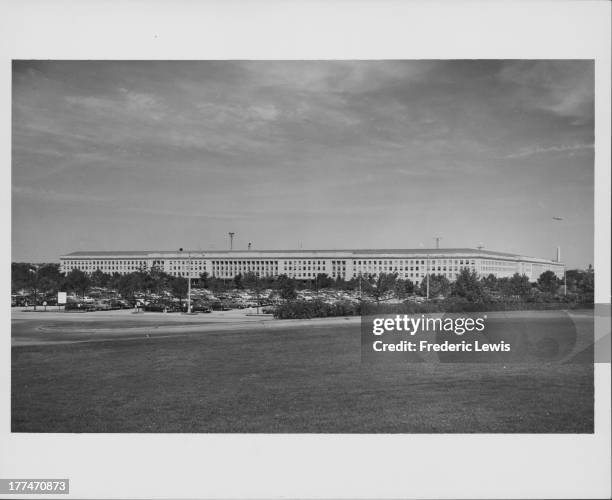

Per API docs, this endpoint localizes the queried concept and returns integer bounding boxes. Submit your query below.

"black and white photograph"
[11,59,597,433]
[2,1,610,499]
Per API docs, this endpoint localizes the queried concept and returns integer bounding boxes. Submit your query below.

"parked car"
[210,301,231,311]
[65,302,97,312]
[94,299,112,311]
[192,302,212,313]
[144,301,182,312]
[109,299,130,310]
[143,302,166,312]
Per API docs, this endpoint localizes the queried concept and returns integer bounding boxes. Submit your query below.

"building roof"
[64,250,154,256]
[61,248,558,262]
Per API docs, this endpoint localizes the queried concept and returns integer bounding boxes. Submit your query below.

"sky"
[12,60,594,268]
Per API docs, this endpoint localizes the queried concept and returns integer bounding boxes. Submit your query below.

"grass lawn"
[12,321,593,433]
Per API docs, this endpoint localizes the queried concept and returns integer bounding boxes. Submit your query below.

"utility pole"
[557,247,567,297]
[188,252,192,311]
[179,248,192,313]
[418,242,430,301]
[29,265,39,311]
[552,218,567,296]
[426,253,430,300]
[426,237,441,299]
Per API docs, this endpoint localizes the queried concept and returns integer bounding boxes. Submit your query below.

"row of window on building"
[61,257,553,281]
[211,260,279,278]
[63,259,147,273]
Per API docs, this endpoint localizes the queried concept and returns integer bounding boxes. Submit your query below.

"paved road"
[11,308,361,346]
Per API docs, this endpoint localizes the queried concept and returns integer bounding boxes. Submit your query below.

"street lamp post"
[179,248,192,313]
[426,253,430,301]
[563,258,567,297]
[419,241,435,301]
[29,265,39,311]
[188,253,192,312]
[552,218,567,296]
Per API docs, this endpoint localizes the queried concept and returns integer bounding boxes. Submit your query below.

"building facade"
[59,248,565,282]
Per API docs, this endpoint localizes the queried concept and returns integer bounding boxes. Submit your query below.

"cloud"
[12,185,113,203]
[64,95,114,112]
[122,206,256,220]
[504,143,593,159]
[118,88,166,120]
[497,61,594,121]
[240,60,437,94]
[248,104,280,121]
[65,88,166,121]
[11,61,595,267]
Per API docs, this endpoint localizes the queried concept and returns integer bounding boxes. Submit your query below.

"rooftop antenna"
[433,236,442,249]
[477,242,484,250]
[228,232,235,251]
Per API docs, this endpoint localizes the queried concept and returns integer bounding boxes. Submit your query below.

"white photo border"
[1,1,610,498]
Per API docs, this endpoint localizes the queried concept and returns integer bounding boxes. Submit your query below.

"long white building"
[59,248,565,282]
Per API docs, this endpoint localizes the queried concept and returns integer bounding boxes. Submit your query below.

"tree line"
[11,264,190,304]
[11,265,300,304]
[12,263,594,305]
[356,268,593,304]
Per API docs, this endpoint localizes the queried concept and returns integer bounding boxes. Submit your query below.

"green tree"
[209,277,227,294]
[135,270,156,302]
[420,274,451,299]
[150,269,170,295]
[394,278,415,300]
[170,276,188,307]
[117,273,143,304]
[566,268,594,302]
[332,276,347,290]
[241,271,257,289]
[453,269,484,302]
[365,273,398,302]
[314,273,333,290]
[481,273,498,292]
[277,274,297,300]
[506,273,532,298]
[537,270,560,294]
[243,272,265,312]
[107,272,123,292]
[90,269,111,288]
[233,273,244,290]
[11,263,31,293]
[35,263,63,296]
[579,266,594,302]
[22,265,44,308]
[65,269,91,299]
[199,271,210,289]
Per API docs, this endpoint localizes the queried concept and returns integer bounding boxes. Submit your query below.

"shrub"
[274,299,360,319]
[273,295,593,319]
